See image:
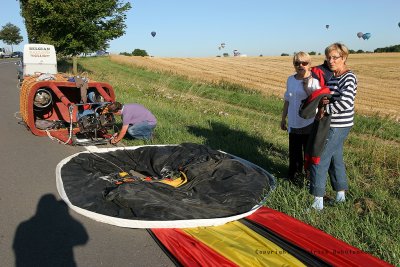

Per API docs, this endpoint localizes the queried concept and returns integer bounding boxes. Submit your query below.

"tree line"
[374,44,400,53]
[120,49,149,57]
[280,44,400,56]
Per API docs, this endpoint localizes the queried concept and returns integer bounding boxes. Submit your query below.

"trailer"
[19,44,117,145]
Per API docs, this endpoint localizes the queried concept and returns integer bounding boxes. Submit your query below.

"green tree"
[0,23,23,52]
[132,49,148,57]
[19,0,131,73]
[374,44,400,53]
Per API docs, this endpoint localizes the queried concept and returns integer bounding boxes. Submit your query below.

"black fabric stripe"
[147,229,183,267]
[241,219,332,267]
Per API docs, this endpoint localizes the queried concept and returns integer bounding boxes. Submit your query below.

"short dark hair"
[107,102,123,112]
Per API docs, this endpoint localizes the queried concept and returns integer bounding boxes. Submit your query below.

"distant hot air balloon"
[326,25,329,29]
[151,31,156,37]
[398,22,400,28]
[362,33,371,40]
[357,32,364,38]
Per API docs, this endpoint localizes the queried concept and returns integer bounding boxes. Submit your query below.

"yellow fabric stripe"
[183,221,306,267]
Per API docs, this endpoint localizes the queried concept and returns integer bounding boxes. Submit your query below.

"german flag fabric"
[151,207,393,267]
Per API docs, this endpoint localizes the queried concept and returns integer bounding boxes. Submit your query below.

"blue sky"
[1,0,400,57]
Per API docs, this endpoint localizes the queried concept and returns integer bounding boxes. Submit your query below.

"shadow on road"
[13,194,88,267]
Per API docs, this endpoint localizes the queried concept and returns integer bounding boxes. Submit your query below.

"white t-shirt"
[303,76,321,96]
[284,75,317,132]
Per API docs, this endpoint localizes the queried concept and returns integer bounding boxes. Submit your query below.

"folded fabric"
[299,87,331,169]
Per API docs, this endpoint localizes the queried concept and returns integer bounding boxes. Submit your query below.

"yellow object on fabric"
[183,221,306,267]
[159,171,188,188]
[119,172,129,177]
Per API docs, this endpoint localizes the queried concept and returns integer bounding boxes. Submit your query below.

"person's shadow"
[13,194,89,267]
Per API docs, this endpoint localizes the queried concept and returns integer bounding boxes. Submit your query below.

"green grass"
[61,57,400,266]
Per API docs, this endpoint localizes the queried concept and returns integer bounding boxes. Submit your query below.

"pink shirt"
[122,104,157,126]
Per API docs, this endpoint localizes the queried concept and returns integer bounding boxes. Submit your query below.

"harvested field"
[110,53,400,120]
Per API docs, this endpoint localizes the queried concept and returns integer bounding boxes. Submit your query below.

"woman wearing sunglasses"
[280,52,321,182]
[309,43,358,211]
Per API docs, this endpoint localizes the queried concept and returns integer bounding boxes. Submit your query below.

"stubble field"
[111,53,400,121]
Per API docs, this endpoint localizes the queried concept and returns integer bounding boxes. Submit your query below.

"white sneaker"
[336,191,345,203]
[311,196,324,211]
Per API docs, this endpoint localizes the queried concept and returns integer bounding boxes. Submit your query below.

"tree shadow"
[13,194,89,267]
[57,59,93,75]
[187,121,288,179]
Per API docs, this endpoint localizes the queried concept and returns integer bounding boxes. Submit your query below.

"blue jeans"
[309,127,351,197]
[77,109,95,120]
[87,91,96,103]
[127,121,156,140]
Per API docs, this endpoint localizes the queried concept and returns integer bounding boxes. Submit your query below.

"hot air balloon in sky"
[357,32,364,38]
[326,25,329,29]
[151,31,156,37]
[398,22,400,28]
[362,32,371,40]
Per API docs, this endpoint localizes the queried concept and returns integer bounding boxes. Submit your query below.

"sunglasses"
[294,61,309,67]
[326,56,342,61]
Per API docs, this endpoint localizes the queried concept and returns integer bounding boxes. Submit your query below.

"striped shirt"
[325,70,357,127]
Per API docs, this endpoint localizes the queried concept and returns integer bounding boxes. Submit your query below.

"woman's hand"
[318,96,329,108]
[315,107,325,121]
[280,119,287,131]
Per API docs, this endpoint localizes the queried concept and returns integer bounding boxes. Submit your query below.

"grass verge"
[61,57,399,265]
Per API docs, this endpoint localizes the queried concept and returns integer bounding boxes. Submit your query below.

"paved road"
[0,60,175,267]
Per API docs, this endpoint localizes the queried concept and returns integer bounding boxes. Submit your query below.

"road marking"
[85,145,101,152]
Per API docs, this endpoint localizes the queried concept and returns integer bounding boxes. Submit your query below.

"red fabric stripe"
[246,207,393,267]
[304,154,321,170]
[151,228,238,267]
[305,86,331,105]
[311,67,327,87]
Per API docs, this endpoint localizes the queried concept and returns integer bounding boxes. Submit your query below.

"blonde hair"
[293,51,312,66]
[325,42,349,61]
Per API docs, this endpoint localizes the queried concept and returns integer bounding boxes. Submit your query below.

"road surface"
[0,59,175,267]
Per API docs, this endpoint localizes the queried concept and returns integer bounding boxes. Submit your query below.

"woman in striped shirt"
[309,43,358,211]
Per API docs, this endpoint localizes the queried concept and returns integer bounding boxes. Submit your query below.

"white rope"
[14,111,22,120]
[45,105,74,145]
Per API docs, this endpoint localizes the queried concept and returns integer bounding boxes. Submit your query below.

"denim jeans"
[309,126,351,197]
[127,121,156,140]
[76,109,94,120]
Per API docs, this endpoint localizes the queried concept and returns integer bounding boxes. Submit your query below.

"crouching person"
[108,102,157,144]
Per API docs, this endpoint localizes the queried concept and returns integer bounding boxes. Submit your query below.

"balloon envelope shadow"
[187,121,287,177]
[13,194,88,267]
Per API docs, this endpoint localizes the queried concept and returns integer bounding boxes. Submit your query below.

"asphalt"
[0,60,175,267]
